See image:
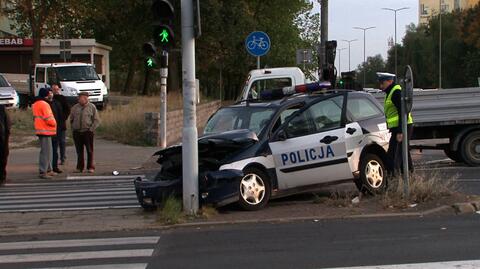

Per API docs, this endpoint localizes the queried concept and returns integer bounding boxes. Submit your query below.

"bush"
[381,171,458,208]
[157,196,184,224]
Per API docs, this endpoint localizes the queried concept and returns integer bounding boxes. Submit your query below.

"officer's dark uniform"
[378,73,414,174]
[0,105,11,185]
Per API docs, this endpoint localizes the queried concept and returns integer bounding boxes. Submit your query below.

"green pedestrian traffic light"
[152,0,174,49]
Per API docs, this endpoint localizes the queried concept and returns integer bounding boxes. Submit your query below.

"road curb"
[452,201,480,214]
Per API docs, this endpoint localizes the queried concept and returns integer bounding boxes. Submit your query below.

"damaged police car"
[135,88,390,211]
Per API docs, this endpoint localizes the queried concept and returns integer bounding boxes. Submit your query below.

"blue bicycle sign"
[245,31,271,57]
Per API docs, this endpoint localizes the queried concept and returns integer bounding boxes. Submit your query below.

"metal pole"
[257,56,260,69]
[342,39,357,71]
[401,88,409,198]
[181,0,199,215]
[439,2,442,89]
[382,7,409,77]
[319,0,328,81]
[394,11,397,76]
[159,51,168,149]
[353,27,375,88]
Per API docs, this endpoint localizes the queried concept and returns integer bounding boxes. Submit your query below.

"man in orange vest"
[32,88,57,179]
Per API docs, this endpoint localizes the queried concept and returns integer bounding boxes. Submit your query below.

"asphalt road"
[413,149,480,195]
[1,214,479,269]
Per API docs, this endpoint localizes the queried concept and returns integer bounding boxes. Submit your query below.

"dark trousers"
[387,125,414,175]
[52,129,66,168]
[73,131,95,171]
[0,140,9,182]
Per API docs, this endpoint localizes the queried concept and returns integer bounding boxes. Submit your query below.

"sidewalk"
[7,138,158,181]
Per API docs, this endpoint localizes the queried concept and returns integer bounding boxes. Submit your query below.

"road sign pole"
[401,92,409,198]
[181,0,199,214]
[159,51,168,149]
[257,56,260,69]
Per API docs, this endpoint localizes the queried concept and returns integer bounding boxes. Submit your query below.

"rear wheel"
[460,131,480,166]
[238,167,271,211]
[356,153,387,194]
[444,148,463,163]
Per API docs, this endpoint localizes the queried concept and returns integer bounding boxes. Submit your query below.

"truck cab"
[238,67,307,101]
[34,63,109,109]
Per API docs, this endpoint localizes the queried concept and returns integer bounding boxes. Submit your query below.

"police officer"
[377,72,414,174]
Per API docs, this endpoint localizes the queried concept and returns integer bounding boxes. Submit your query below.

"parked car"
[0,74,19,109]
[135,89,390,211]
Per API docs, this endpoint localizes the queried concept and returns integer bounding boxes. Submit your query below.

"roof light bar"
[260,81,332,100]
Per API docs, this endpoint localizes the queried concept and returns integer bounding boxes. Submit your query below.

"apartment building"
[419,0,479,24]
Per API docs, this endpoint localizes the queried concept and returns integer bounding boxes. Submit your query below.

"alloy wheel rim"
[365,160,383,188]
[240,173,266,205]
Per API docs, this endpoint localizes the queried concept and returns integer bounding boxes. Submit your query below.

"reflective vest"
[384,84,413,129]
[32,100,57,136]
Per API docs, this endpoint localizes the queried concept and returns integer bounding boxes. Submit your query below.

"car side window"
[249,77,292,99]
[347,97,383,121]
[285,109,315,138]
[36,68,45,83]
[308,96,344,131]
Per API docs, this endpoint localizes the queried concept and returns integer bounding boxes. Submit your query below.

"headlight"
[65,87,79,95]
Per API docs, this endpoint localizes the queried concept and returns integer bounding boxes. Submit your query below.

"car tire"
[238,167,271,211]
[444,148,463,163]
[356,153,387,194]
[460,131,480,166]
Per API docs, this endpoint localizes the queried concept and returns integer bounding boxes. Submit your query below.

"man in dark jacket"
[0,105,10,186]
[51,84,70,170]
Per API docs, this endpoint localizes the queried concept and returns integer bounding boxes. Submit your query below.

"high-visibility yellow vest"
[384,84,413,129]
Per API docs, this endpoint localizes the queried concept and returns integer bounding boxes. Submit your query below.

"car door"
[34,67,47,96]
[269,94,353,190]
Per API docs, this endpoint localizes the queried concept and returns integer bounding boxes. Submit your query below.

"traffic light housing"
[143,42,158,69]
[152,0,174,49]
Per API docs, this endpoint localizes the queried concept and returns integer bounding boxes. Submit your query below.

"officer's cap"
[376,72,396,82]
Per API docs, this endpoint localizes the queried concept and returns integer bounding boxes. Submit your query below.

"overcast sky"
[312,0,419,73]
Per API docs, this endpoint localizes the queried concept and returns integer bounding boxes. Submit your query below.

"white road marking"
[0,205,139,213]
[39,264,148,269]
[0,194,137,204]
[0,249,153,263]
[0,187,133,197]
[423,158,452,165]
[0,236,160,251]
[4,178,135,187]
[66,175,145,180]
[324,259,480,269]
[0,190,134,200]
[0,200,138,210]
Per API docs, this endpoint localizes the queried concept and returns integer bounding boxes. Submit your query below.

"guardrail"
[372,87,480,126]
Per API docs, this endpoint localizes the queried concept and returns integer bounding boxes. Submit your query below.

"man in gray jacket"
[70,92,100,173]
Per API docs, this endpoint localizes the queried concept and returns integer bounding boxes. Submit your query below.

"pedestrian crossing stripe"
[324,259,480,269]
[0,236,160,267]
[0,178,140,213]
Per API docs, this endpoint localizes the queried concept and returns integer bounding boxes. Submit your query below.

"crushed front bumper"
[134,169,244,209]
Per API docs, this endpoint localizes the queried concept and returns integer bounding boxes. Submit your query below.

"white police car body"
[135,90,390,211]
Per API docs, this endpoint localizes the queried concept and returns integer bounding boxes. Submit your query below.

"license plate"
[89,98,98,102]
[142,197,153,204]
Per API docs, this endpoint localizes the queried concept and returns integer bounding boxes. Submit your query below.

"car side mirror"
[275,129,288,141]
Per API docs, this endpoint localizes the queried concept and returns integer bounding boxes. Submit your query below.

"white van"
[238,67,307,101]
[34,63,109,109]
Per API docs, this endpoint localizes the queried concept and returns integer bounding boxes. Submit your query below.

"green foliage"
[356,54,386,88]
[385,5,480,89]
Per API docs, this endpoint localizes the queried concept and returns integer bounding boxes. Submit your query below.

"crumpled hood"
[154,129,259,164]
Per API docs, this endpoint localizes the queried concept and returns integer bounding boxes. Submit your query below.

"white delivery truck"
[238,67,308,101]
[17,62,109,110]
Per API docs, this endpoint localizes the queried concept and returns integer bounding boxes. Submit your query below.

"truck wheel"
[357,153,387,194]
[238,167,271,211]
[443,149,463,163]
[460,131,480,166]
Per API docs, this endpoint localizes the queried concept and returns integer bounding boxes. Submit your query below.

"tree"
[0,0,84,65]
[356,54,386,88]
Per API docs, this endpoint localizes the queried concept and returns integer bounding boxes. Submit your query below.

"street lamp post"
[382,7,410,77]
[353,26,376,88]
[337,48,346,76]
[342,39,357,71]
[439,1,444,89]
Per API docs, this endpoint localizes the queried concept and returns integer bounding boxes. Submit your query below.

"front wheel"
[238,167,271,211]
[355,153,387,194]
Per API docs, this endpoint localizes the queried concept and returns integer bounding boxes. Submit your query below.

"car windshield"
[204,106,276,136]
[55,66,99,81]
[0,76,9,87]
